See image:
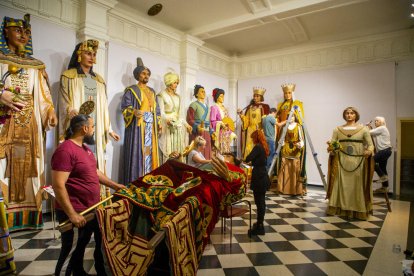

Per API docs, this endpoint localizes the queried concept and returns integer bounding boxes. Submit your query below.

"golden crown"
[253,87,266,96]
[78,39,99,53]
[281,83,296,93]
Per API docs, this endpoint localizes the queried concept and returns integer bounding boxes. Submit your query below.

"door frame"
[396,117,414,196]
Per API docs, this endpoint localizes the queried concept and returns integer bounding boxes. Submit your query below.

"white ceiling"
[116,0,414,56]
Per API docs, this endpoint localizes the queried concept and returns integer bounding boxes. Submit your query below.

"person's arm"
[192,152,211,164]
[96,170,124,191]
[276,120,286,128]
[52,170,86,228]
[244,145,259,164]
[369,126,383,136]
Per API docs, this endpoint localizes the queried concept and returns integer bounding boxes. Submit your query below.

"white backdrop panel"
[237,62,396,188]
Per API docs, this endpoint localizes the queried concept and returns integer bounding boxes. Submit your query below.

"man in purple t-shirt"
[51,114,123,276]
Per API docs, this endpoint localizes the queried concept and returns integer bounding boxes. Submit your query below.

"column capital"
[181,34,205,48]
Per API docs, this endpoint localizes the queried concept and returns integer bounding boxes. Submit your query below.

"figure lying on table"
[96,156,246,276]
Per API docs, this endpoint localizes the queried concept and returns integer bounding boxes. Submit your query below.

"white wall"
[396,60,414,118]
[238,62,396,188]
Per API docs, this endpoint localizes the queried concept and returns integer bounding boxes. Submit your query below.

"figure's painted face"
[80,50,96,70]
[169,80,179,91]
[374,119,381,127]
[139,69,150,84]
[197,88,206,100]
[344,109,356,122]
[253,94,261,103]
[4,26,30,53]
[217,93,224,103]
[284,90,292,100]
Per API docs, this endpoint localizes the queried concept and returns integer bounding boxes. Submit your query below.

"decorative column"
[77,0,117,78]
[228,55,239,118]
[179,35,204,117]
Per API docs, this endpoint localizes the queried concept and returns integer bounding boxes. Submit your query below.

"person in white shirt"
[187,136,212,168]
[369,116,392,192]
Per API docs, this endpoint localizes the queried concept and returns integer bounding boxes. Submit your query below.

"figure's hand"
[134,109,143,118]
[364,150,372,158]
[169,151,181,160]
[212,157,229,181]
[237,108,242,116]
[69,109,78,119]
[166,118,172,126]
[197,125,203,134]
[109,131,120,142]
[69,213,86,228]
[0,89,26,111]
[158,124,162,134]
[326,141,332,152]
[186,124,192,134]
[48,109,58,127]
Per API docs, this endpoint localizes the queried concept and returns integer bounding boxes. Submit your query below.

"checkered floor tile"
[10,187,389,275]
[198,188,388,276]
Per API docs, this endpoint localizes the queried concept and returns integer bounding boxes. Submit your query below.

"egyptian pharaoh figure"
[0,14,57,231]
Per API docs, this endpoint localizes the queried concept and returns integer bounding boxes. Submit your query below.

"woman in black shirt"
[245,129,270,235]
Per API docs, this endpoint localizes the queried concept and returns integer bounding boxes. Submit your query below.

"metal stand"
[46,194,61,246]
[268,105,327,190]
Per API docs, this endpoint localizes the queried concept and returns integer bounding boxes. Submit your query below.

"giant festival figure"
[187,84,212,160]
[237,87,270,159]
[0,14,57,231]
[121,58,161,184]
[157,71,191,163]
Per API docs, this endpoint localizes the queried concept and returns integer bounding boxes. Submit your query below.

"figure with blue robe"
[121,58,161,184]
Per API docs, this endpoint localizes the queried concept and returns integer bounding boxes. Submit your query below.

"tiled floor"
[10,187,410,275]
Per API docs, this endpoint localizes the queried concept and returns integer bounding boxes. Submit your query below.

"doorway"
[397,119,414,200]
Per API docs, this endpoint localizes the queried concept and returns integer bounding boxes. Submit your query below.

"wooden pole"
[57,195,113,232]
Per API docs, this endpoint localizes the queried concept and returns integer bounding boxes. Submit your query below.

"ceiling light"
[148,4,162,16]
[411,12,414,18]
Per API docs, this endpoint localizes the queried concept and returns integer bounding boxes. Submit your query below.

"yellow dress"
[240,103,269,159]
[277,123,304,195]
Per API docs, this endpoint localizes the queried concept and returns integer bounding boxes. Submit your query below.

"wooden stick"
[57,195,114,232]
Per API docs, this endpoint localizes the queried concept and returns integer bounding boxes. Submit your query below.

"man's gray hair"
[375,116,386,126]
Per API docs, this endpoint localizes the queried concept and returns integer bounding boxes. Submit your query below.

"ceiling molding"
[281,17,309,42]
[235,29,414,79]
[107,13,181,62]
[0,0,80,29]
